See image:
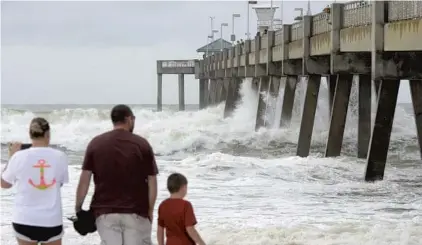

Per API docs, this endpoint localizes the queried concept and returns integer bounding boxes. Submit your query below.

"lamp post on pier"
[205,35,212,57]
[231,13,241,45]
[209,16,216,40]
[220,22,228,51]
[205,30,219,57]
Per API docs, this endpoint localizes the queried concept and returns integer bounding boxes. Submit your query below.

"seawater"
[1,78,421,245]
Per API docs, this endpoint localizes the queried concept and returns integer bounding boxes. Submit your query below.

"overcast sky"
[1,1,411,105]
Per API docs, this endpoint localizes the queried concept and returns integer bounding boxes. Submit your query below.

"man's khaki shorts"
[96,213,152,245]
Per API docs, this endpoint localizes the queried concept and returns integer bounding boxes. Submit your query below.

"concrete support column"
[216,79,224,103]
[220,79,228,103]
[252,78,260,92]
[269,76,280,97]
[409,80,422,159]
[328,75,337,114]
[213,80,219,105]
[209,80,217,105]
[365,79,400,182]
[157,73,163,112]
[214,80,219,105]
[178,74,185,111]
[297,75,321,157]
[205,79,210,107]
[212,80,219,104]
[224,78,242,118]
[255,77,270,131]
[358,75,372,159]
[214,80,221,103]
[279,76,298,127]
[374,80,381,98]
[324,74,353,157]
[207,81,212,105]
[199,79,207,109]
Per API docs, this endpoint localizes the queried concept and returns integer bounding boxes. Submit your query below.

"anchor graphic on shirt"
[28,159,56,190]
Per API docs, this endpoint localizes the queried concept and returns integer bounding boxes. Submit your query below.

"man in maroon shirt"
[75,104,159,245]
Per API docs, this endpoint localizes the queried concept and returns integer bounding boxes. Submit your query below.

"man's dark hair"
[29,117,50,139]
[167,173,188,193]
[110,104,134,125]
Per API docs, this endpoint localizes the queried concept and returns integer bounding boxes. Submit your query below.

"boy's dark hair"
[29,117,50,139]
[110,104,134,125]
[167,173,188,193]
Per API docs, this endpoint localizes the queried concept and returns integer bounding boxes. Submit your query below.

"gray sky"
[1,1,411,104]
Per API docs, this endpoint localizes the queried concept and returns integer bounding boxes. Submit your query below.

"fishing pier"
[156,1,422,182]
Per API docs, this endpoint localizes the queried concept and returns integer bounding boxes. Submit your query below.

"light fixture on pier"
[205,30,219,57]
[209,16,216,41]
[231,13,241,44]
[205,35,213,57]
[220,23,228,51]
[294,7,304,21]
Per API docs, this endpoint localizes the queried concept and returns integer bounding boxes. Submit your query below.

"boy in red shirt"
[157,173,206,245]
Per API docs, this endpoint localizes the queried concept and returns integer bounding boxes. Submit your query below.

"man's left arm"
[75,141,94,212]
[145,141,159,221]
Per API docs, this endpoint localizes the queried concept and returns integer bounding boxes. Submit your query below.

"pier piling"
[207,81,212,106]
[255,77,270,131]
[178,74,185,111]
[157,74,163,112]
[213,80,219,105]
[215,80,222,103]
[224,78,241,118]
[365,79,400,181]
[199,79,207,109]
[270,77,280,96]
[410,80,422,159]
[358,75,372,159]
[328,75,337,114]
[209,80,215,105]
[279,76,297,128]
[297,75,321,157]
[325,74,353,157]
[219,79,228,103]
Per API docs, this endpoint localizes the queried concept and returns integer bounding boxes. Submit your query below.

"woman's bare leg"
[42,238,62,245]
[16,238,37,245]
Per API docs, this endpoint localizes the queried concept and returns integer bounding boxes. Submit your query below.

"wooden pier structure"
[156,1,422,182]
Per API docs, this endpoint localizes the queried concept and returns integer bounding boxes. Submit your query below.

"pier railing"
[200,1,422,77]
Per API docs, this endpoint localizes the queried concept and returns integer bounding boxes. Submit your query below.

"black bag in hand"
[68,209,97,236]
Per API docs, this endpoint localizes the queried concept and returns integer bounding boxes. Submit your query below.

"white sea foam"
[1,78,421,244]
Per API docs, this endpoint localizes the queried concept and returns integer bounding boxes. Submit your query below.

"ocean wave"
[1,78,419,159]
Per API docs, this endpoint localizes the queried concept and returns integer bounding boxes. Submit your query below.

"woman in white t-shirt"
[1,117,69,245]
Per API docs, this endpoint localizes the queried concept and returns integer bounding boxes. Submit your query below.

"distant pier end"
[156,59,202,111]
